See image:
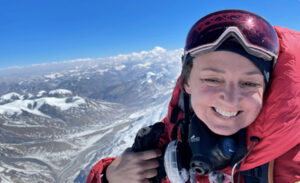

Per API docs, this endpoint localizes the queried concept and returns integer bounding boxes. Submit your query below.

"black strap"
[239,162,270,183]
[180,93,190,142]
[170,106,181,124]
[100,166,109,183]
[171,118,184,140]
[183,93,190,124]
[170,93,191,141]
[230,128,247,169]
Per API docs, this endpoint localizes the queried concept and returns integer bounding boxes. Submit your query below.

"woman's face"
[184,51,265,136]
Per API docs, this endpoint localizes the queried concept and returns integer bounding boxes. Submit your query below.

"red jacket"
[86,26,300,183]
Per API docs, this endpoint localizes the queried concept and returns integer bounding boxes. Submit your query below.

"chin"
[210,126,239,136]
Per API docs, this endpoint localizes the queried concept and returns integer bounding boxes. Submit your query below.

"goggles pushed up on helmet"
[182,9,279,66]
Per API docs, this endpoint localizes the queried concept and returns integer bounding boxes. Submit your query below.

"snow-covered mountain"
[0,47,182,107]
[0,89,85,118]
[0,47,182,183]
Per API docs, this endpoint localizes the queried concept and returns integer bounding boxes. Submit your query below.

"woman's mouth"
[212,107,241,117]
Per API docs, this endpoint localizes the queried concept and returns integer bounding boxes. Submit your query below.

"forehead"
[193,51,261,73]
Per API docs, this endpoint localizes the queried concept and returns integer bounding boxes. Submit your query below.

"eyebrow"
[200,67,225,73]
[244,71,263,75]
[200,67,262,75]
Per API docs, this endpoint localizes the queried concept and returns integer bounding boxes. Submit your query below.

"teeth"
[215,108,238,117]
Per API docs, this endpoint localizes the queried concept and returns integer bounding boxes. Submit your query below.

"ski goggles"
[182,9,279,66]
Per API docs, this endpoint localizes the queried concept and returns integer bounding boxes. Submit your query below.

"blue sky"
[1,0,300,69]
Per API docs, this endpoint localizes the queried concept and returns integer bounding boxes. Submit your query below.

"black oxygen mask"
[188,115,237,175]
[164,115,238,183]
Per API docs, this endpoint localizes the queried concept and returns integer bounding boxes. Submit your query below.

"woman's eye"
[202,78,221,83]
[241,82,260,87]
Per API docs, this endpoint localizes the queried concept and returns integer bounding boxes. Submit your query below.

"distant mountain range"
[0,47,182,183]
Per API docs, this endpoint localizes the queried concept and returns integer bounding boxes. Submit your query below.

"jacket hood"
[240,26,300,170]
[162,26,300,171]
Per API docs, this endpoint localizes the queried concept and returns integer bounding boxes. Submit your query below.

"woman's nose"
[219,82,241,105]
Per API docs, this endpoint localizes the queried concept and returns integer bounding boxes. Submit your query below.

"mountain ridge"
[0,47,182,183]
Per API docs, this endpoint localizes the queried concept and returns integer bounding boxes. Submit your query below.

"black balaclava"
[216,40,274,88]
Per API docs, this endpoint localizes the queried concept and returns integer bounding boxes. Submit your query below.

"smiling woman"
[87,9,300,183]
[184,51,265,136]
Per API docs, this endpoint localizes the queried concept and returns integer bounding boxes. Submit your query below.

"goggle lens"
[184,10,279,62]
